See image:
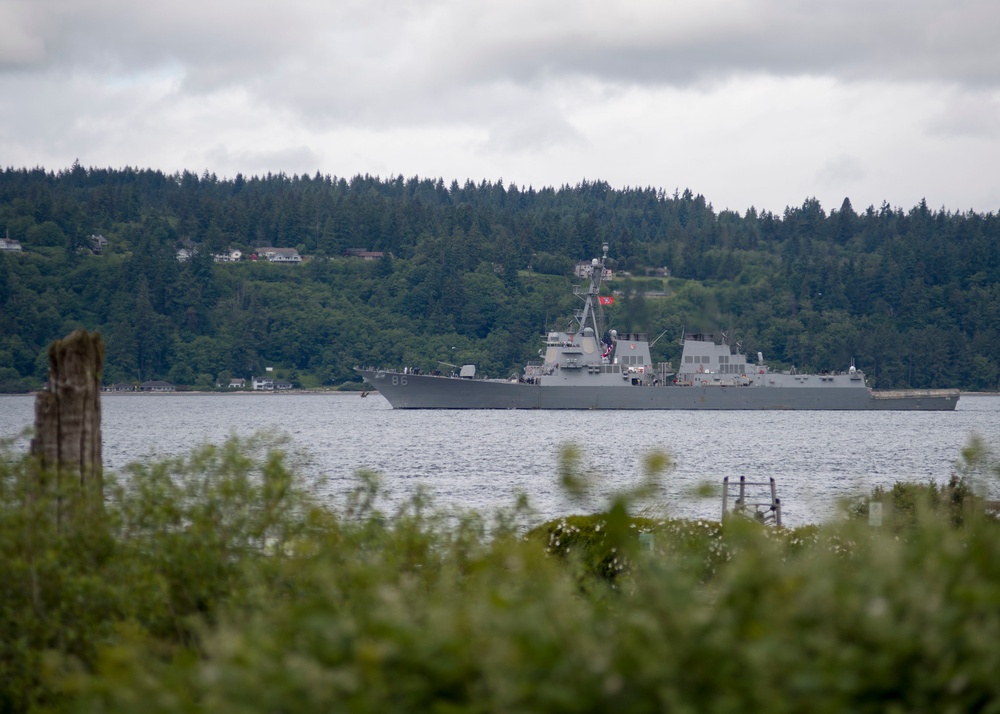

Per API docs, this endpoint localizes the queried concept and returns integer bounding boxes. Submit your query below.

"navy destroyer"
[356,245,960,410]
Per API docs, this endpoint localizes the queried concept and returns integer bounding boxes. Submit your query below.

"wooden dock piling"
[30,329,104,526]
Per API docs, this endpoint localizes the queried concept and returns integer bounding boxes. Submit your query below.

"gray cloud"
[1,1,998,214]
[816,155,867,188]
[926,90,1000,139]
[204,144,322,177]
[6,1,1000,119]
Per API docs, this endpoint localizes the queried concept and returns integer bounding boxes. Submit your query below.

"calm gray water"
[3,393,999,526]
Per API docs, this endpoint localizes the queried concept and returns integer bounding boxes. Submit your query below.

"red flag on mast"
[598,296,614,305]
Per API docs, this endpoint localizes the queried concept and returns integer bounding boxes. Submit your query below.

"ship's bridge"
[614,333,652,370]
[678,333,752,377]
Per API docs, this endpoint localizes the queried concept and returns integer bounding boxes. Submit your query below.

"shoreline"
[100,389,367,396]
[1,389,368,396]
[4,389,1000,397]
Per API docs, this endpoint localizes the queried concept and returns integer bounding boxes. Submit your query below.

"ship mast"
[576,242,609,336]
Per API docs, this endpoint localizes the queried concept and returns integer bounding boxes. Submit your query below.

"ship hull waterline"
[357,370,960,411]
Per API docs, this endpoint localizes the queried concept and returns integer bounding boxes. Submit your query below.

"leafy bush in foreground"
[846,435,999,532]
[1,437,999,713]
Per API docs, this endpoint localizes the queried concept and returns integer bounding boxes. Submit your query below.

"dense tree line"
[1,164,999,391]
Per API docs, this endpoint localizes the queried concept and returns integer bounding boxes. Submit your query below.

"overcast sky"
[2,0,998,215]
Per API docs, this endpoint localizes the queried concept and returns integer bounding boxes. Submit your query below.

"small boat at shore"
[357,245,960,411]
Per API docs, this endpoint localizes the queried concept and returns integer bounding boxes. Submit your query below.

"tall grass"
[1,436,998,712]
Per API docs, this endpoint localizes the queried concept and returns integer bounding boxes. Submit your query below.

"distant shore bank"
[5,389,999,397]
[100,389,366,396]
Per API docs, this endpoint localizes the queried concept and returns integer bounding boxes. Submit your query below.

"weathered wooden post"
[30,329,104,527]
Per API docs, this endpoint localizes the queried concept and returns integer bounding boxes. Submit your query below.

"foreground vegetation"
[2,435,999,712]
[3,166,1000,392]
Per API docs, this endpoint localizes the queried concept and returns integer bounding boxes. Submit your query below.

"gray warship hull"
[356,369,959,410]
[357,245,960,411]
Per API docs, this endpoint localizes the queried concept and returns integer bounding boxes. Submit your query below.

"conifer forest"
[2,164,999,391]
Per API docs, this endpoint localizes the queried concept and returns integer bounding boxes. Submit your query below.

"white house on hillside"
[214,249,243,262]
[252,376,274,391]
[253,247,302,263]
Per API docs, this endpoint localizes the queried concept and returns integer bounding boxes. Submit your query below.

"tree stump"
[30,330,104,526]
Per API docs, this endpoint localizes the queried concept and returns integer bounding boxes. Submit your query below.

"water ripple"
[2,393,998,526]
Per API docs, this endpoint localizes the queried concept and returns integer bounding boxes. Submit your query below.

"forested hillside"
[1,164,999,391]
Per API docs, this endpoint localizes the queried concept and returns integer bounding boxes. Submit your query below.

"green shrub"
[0,435,322,712]
[2,437,1000,712]
[530,514,732,585]
[848,435,998,531]
[75,498,1000,714]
